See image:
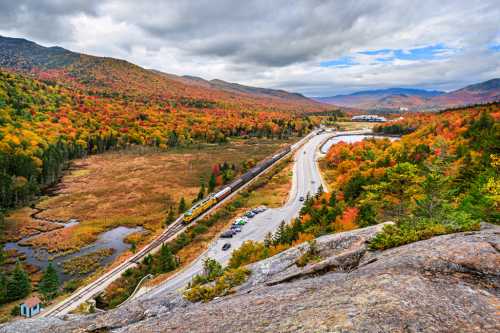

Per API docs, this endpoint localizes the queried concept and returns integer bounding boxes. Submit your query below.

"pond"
[4,225,143,282]
[320,134,399,154]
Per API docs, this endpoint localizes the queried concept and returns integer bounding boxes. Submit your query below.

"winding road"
[138,130,366,299]
[41,129,373,316]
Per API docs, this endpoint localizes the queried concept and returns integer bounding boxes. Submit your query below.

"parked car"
[233,227,242,233]
[245,212,256,218]
[222,243,231,251]
[299,196,305,202]
[220,231,234,238]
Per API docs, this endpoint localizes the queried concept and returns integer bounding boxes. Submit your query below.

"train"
[182,145,292,224]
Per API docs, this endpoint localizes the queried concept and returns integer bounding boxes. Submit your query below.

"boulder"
[1,223,498,333]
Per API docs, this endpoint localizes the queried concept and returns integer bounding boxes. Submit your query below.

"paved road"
[39,130,318,317]
[42,130,373,315]
[140,131,340,298]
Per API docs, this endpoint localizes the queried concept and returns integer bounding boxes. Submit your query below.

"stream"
[4,221,143,282]
[2,163,144,282]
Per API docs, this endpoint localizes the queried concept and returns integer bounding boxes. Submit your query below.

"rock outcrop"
[2,223,499,333]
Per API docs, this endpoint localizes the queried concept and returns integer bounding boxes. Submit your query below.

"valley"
[0,5,498,330]
[0,136,296,319]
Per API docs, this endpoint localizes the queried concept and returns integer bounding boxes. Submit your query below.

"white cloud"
[0,0,498,96]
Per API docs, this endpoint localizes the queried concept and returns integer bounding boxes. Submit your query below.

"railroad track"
[41,218,186,317]
[41,130,319,317]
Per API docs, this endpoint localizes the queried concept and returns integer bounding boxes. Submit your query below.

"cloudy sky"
[0,0,499,96]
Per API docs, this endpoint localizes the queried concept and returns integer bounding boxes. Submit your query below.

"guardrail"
[119,274,153,306]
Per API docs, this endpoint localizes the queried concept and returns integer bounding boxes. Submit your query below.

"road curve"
[39,130,318,317]
[139,131,339,298]
[41,130,373,316]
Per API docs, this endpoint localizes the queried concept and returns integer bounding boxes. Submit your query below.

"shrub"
[296,240,321,267]
[63,279,81,293]
[10,305,20,317]
[184,267,250,302]
[369,211,480,250]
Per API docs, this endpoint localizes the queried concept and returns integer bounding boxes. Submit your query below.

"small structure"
[20,296,41,318]
[351,115,387,122]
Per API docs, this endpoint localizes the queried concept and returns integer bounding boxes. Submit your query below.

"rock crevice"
[1,223,498,333]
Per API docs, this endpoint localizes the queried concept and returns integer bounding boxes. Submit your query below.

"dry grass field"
[5,138,295,254]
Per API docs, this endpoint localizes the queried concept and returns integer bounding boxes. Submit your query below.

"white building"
[351,115,387,122]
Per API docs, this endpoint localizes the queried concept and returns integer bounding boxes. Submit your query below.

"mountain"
[0,35,324,112]
[429,78,500,109]
[316,81,500,111]
[152,72,313,104]
[315,88,444,110]
[0,35,81,70]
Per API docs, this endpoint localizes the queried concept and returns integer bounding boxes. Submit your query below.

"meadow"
[4,138,295,254]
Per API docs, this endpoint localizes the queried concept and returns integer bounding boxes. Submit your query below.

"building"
[20,296,41,318]
[351,115,387,122]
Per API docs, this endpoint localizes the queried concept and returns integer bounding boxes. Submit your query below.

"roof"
[23,296,41,308]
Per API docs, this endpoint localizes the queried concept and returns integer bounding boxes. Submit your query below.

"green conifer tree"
[208,173,216,192]
[273,221,287,244]
[6,261,31,302]
[0,272,7,304]
[178,197,187,213]
[158,244,177,273]
[165,207,176,226]
[39,262,60,301]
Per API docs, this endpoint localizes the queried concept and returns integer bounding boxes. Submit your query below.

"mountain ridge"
[315,79,500,110]
[0,35,323,112]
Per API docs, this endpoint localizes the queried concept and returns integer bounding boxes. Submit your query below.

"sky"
[0,0,499,96]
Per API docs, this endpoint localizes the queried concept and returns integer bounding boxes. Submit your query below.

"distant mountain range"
[152,71,312,103]
[315,80,500,111]
[1,35,497,113]
[0,35,322,112]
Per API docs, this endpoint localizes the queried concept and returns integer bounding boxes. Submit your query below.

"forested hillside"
[226,103,499,268]
[0,70,316,209]
[0,36,324,113]
[0,35,332,209]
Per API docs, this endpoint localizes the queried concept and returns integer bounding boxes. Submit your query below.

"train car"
[181,145,293,225]
[227,178,244,191]
[182,195,217,224]
[214,186,231,201]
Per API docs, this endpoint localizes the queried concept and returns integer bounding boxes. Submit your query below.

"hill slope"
[429,78,500,109]
[0,35,324,112]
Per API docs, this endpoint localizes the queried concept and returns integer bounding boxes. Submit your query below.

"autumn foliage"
[0,69,319,209]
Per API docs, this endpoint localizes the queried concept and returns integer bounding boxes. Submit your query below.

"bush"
[184,267,250,302]
[63,279,81,293]
[10,305,20,316]
[296,240,321,267]
[369,211,480,250]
